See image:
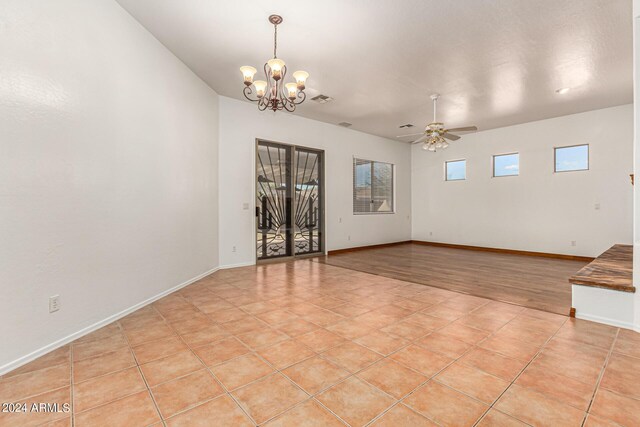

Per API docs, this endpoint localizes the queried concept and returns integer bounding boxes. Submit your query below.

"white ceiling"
[116,0,632,140]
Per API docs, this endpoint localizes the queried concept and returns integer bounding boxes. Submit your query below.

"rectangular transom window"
[445,160,466,181]
[353,158,394,214]
[493,153,519,177]
[555,144,589,172]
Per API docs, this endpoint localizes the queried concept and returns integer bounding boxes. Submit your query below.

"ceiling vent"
[311,94,334,104]
[399,123,414,128]
[338,122,352,127]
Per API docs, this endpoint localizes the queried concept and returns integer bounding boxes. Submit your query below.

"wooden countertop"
[569,244,634,293]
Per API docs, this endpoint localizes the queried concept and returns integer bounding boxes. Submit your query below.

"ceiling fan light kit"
[240,15,309,112]
[398,94,478,152]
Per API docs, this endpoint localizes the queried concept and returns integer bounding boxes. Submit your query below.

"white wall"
[412,104,634,257]
[633,0,640,331]
[0,0,220,372]
[218,96,412,267]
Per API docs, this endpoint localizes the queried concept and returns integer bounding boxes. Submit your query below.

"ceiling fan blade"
[410,135,429,144]
[445,126,477,133]
[443,133,461,141]
[396,132,424,138]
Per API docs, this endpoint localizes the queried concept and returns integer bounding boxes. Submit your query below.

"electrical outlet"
[339,217,342,223]
[571,241,577,247]
[594,203,600,210]
[232,246,237,252]
[49,295,60,313]
[242,203,249,210]
[429,231,433,236]
[348,235,351,241]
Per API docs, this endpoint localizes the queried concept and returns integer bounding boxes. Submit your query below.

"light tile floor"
[2,260,640,426]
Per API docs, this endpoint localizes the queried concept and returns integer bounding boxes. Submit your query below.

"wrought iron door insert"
[256,141,323,261]
[294,147,322,255]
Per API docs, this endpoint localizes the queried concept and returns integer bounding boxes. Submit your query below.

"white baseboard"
[575,312,636,330]
[218,261,255,269]
[0,265,220,376]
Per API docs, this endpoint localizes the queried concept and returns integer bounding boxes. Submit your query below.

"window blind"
[353,158,394,214]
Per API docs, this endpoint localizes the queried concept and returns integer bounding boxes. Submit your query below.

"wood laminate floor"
[316,243,589,315]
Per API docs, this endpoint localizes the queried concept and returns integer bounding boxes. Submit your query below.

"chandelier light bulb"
[285,82,298,100]
[253,80,268,98]
[267,58,286,80]
[422,142,430,151]
[239,66,257,86]
[292,70,309,89]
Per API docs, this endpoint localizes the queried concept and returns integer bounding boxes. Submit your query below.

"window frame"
[444,159,467,181]
[352,157,395,215]
[554,144,589,173]
[492,152,520,178]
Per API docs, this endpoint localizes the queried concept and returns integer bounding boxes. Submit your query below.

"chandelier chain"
[273,23,278,58]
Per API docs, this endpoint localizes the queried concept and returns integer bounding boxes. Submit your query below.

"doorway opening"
[256,139,324,262]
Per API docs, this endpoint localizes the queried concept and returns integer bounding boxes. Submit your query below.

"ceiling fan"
[397,94,477,151]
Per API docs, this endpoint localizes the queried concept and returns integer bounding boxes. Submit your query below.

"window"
[353,158,394,214]
[445,160,466,181]
[555,144,589,172]
[493,153,519,177]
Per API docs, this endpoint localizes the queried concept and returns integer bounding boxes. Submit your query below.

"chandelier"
[240,15,309,112]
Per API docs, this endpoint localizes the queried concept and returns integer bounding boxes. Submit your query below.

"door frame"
[255,138,326,264]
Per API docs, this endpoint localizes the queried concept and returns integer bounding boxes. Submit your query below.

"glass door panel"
[294,148,323,255]
[256,141,293,260]
[256,141,324,261]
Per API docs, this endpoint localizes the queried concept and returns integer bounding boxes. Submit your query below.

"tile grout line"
[299,298,514,426]
[11,261,626,426]
[175,273,450,426]
[222,322,338,425]
[361,318,481,427]
[171,282,286,425]
[13,268,332,425]
[120,311,167,427]
[300,287,525,426]
[466,305,569,426]
[356,294,535,425]
[308,396,352,427]
[454,306,543,426]
[152,264,625,426]
[150,295,260,426]
[581,327,621,426]
[200,267,594,425]
[114,274,445,425]
[68,329,154,423]
[479,313,621,425]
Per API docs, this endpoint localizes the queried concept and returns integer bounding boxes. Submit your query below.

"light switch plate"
[49,295,60,313]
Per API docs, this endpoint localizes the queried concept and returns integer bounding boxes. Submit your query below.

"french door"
[256,140,324,262]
